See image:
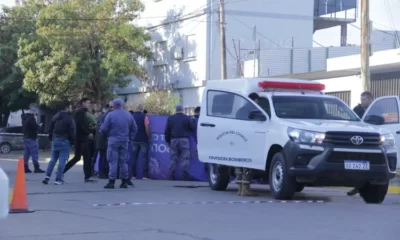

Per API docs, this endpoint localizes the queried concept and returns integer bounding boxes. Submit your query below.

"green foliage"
[141,90,182,115]
[16,0,152,105]
[0,2,41,115]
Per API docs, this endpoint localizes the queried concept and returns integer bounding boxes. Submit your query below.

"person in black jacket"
[42,102,75,185]
[63,98,95,182]
[353,91,374,118]
[95,100,113,179]
[22,106,45,173]
[165,104,196,180]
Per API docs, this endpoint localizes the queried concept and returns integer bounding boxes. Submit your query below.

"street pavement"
[0,152,399,240]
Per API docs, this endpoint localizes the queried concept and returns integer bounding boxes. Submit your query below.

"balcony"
[314,0,357,32]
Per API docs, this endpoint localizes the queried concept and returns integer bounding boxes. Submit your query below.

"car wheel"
[295,183,305,192]
[269,152,296,200]
[208,163,230,191]
[0,143,12,154]
[359,182,388,204]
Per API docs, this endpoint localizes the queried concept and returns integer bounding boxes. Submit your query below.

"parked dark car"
[0,126,50,154]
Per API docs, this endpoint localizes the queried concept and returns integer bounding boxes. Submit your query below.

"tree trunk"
[0,110,10,127]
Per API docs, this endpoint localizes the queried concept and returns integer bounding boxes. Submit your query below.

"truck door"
[197,89,269,170]
[362,96,400,168]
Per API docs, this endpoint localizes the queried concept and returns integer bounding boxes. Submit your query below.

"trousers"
[169,138,191,173]
[131,142,149,178]
[45,138,70,180]
[23,138,39,165]
[107,141,129,180]
[64,138,92,179]
[235,167,252,184]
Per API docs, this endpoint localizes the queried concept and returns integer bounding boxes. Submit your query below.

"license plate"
[344,160,370,170]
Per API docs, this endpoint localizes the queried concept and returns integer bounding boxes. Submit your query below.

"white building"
[118,0,398,111]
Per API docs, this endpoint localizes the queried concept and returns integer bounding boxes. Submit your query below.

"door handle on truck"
[200,123,215,127]
[396,131,400,134]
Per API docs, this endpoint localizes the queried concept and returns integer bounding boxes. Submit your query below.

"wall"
[317,75,362,108]
[208,0,315,80]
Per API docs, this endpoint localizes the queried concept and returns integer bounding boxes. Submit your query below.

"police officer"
[165,104,196,180]
[22,106,45,173]
[235,93,260,196]
[95,100,113,178]
[101,98,137,189]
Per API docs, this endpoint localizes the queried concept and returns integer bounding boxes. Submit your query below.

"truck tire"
[269,152,296,200]
[208,163,230,191]
[359,182,388,204]
[295,183,305,193]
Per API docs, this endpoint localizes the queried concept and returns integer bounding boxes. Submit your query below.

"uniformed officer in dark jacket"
[22,106,45,173]
[165,104,196,180]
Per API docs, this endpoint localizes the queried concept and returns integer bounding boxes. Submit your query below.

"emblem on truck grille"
[350,136,364,145]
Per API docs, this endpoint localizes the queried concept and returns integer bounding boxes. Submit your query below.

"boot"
[24,164,32,173]
[237,183,242,196]
[183,171,190,181]
[120,179,128,189]
[347,187,359,196]
[240,183,258,196]
[104,179,115,189]
[126,179,134,187]
[34,163,45,173]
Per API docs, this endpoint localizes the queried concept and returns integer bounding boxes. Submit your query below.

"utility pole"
[360,0,370,91]
[219,0,227,79]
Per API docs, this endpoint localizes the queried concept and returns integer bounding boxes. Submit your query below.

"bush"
[141,90,182,115]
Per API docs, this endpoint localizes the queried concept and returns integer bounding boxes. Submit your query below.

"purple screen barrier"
[95,115,209,181]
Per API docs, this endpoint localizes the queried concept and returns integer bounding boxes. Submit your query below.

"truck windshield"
[272,96,360,121]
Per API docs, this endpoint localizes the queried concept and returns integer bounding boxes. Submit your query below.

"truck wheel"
[0,143,11,154]
[269,152,296,200]
[359,182,388,204]
[208,163,230,191]
[295,183,305,193]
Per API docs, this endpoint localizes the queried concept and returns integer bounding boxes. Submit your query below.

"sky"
[0,0,13,7]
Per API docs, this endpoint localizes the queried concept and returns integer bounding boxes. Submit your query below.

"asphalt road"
[0,155,399,240]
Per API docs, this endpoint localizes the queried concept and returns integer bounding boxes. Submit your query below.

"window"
[364,98,399,124]
[154,41,168,62]
[4,127,23,133]
[153,65,167,84]
[185,34,196,59]
[207,90,260,120]
[272,96,359,121]
[258,97,271,118]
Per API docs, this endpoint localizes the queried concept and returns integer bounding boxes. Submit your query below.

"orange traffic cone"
[9,158,34,214]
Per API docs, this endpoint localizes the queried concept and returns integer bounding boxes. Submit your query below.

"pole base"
[9,208,35,214]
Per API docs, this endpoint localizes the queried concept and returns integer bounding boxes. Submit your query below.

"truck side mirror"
[364,115,385,125]
[248,110,266,121]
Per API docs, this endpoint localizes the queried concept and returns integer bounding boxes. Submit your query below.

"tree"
[0,1,42,126]
[17,0,152,105]
[141,90,182,115]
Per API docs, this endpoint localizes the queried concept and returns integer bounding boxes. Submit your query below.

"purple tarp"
[95,115,208,181]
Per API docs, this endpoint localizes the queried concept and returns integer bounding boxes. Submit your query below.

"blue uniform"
[101,108,137,180]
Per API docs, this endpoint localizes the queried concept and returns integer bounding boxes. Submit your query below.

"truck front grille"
[324,131,381,147]
[327,152,386,164]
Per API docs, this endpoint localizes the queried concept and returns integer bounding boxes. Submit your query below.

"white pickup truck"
[197,78,398,204]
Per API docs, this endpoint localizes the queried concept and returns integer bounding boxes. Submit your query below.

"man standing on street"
[235,92,260,196]
[95,101,113,178]
[101,98,137,189]
[347,91,374,196]
[165,104,196,180]
[63,98,94,182]
[130,104,151,180]
[43,102,75,185]
[22,106,45,173]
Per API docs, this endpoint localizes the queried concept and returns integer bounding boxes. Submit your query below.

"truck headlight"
[380,133,395,147]
[287,127,325,144]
